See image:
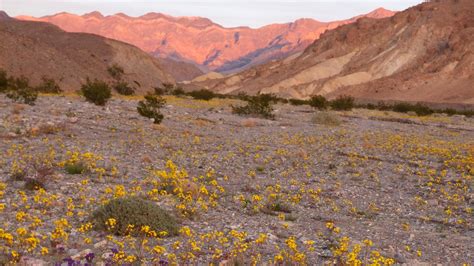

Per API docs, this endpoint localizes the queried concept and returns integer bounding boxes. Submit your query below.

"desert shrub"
[113,81,136,96]
[91,196,179,236]
[172,87,185,96]
[6,76,38,105]
[236,92,251,101]
[289,99,308,106]
[35,76,62,94]
[392,103,412,113]
[24,178,45,191]
[312,111,342,126]
[0,69,7,93]
[232,94,275,119]
[107,64,124,80]
[64,162,87,175]
[411,104,434,116]
[154,87,166,96]
[309,95,328,110]
[80,78,112,106]
[392,102,433,116]
[440,108,457,116]
[330,95,354,111]
[137,93,166,124]
[364,103,377,110]
[188,89,215,101]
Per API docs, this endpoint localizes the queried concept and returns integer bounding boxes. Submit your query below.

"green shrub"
[232,94,275,119]
[289,99,308,106]
[392,102,433,116]
[172,87,185,96]
[137,93,166,124]
[392,103,412,113]
[309,95,328,110]
[312,111,342,126]
[236,92,250,101]
[64,162,87,175]
[107,64,124,80]
[188,89,215,101]
[81,78,112,106]
[91,196,179,236]
[113,81,136,96]
[0,69,8,93]
[35,76,62,94]
[330,95,354,111]
[6,76,38,105]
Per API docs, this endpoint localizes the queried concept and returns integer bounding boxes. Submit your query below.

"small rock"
[68,249,79,255]
[94,240,107,248]
[71,248,92,260]
[395,252,406,263]
[403,259,430,266]
[19,256,47,266]
[102,252,113,260]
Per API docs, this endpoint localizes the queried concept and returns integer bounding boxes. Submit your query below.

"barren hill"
[192,0,474,104]
[0,18,176,92]
[18,9,395,73]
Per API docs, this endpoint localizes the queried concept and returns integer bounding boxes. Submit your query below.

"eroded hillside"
[192,0,474,104]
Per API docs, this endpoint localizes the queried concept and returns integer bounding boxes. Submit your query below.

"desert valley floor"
[0,95,473,265]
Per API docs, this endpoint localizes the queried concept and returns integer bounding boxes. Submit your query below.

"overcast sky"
[1,0,422,28]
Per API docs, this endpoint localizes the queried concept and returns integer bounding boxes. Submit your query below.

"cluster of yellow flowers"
[149,160,225,217]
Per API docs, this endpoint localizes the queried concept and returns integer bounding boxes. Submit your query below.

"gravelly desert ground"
[0,95,473,265]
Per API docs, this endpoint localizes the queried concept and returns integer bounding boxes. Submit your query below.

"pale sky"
[0,0,422,28]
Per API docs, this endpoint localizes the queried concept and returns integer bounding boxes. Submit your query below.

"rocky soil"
[0,94,472,265]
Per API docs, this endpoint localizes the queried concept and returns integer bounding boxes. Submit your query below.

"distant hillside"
[0,17,175,92]
[191,0,474,104]
[18,9,395,73]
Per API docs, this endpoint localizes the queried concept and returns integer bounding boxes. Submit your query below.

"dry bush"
[312,111,342,126]
[29,122,65,136]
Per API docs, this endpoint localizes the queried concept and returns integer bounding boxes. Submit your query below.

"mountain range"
[18,8,395,74]
[2,0,473,104]
[191,0,474,104]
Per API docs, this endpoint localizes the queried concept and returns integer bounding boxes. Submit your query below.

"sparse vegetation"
[312,111,342,126]
[392,102,434,116]
[330,95,355,111]
[64,162,87,175]
[0,93,472,265]
[91,196,179,236]
[289,99,308,106]
[24,178,46,191]
[137,93,166,124]
[5,76,38,105]
[0,69,8,93]
[309,95,328,110]
[232,94,275,119]
[113,81,136,96]
[107,64,125,80]
[171,86,185,96]
[80,78,112,106]
[355,101,474,117]
[188,89,216,101]
[35,76,62,94]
